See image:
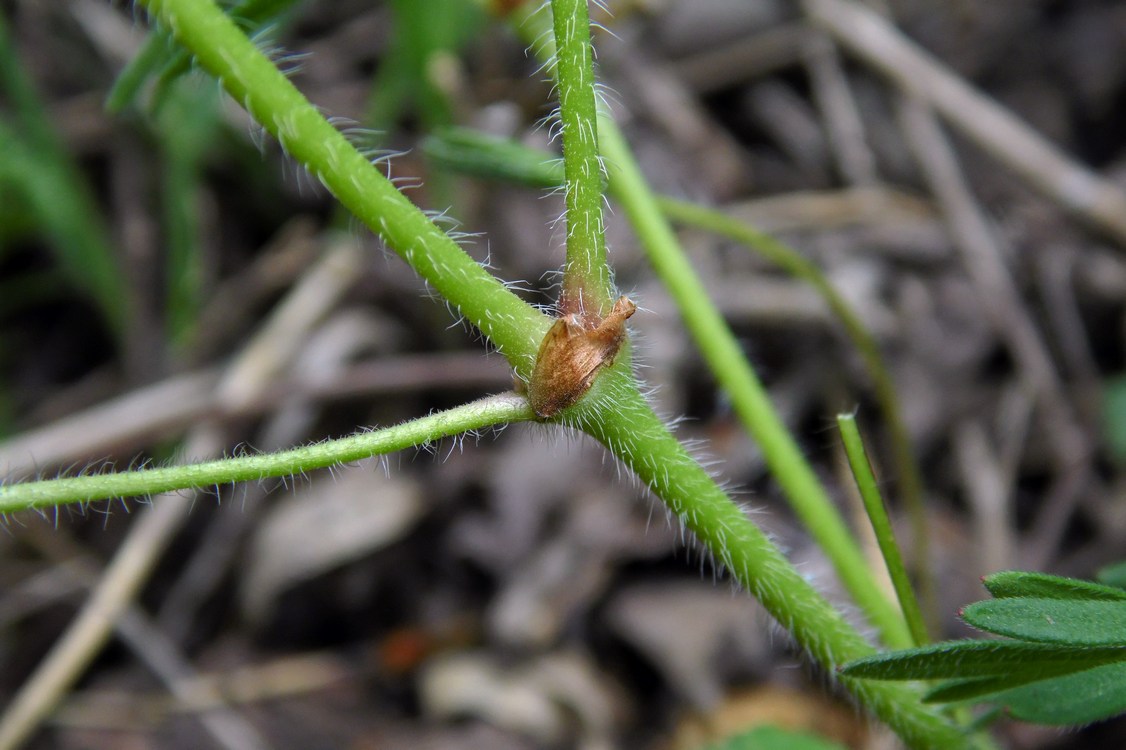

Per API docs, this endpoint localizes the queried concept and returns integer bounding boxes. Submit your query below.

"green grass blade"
[838,413,928,645]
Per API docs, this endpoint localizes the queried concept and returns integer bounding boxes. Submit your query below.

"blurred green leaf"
[990,661,1126,725]
[366,0,483,133]
[423,126,563,188]
[1098,561,1126,591]
[0,15,127,337]
[701,725,847,750]
[1102,374,1126,464]
[155,79,223,345]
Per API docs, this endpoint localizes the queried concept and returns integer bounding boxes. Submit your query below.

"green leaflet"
[962,598,1126,646]
[983,571,1126,601]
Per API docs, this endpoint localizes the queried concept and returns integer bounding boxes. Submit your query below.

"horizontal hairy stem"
[0,393,533,513]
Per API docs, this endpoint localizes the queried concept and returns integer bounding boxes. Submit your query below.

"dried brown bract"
[527,296,637,418]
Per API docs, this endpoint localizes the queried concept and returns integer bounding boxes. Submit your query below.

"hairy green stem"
[838,413,929,647]
[139,0,550,376]
[417,124,938,633]
[1,2,968,745]
[0,393,533,513]
[597,114,912,649]
[572,366,966,749]
[549,0,612,313]
[509,1,910,647]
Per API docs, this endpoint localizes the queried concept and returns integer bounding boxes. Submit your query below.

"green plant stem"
[417,124,939,633]
[838,413,929,646]
[597,115,912,650]
[658,196,938,634]
[549,0,612,313]
[138,0,550,377]
[508,3,910,647]
[27,2,964,745]
[0,393,533,513]
[573,365,966,749]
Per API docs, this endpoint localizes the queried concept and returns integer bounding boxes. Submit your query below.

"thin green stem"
[838,412,929,647]
[597,115,912,650]
[549,0,612,314]
[139,0,550,376]
[0,393,534,513]
[571,365,967,749]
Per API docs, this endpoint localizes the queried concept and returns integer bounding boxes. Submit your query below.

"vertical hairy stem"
[549,0,612,314]
[138,0,550,377]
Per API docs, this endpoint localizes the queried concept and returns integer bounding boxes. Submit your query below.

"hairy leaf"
[962,599,1126,646]
[841,640,1126,680]
[983,571,1126,601]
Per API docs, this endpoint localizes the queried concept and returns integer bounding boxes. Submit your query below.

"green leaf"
[841,640,1126,680]
[989,661,1126,725]
[962,599,1126,646]
[701,725,847,750]
[1098,561,1126,591]
[983,571,1126,601]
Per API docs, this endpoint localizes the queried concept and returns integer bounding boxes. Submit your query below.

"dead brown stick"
[802,0,1126,247]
